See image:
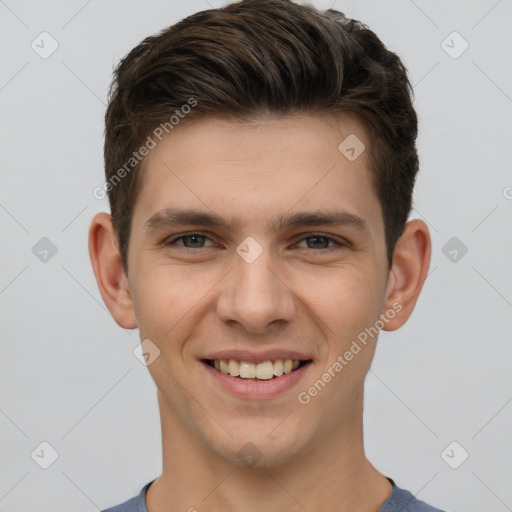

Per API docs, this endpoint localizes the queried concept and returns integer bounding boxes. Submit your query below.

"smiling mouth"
[202,359,312,380]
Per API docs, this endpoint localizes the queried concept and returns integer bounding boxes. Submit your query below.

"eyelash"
[164,232,346,252]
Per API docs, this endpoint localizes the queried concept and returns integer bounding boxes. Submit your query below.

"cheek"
[295,270,382,419]
[293,264,384,341]
[131,263,223,341]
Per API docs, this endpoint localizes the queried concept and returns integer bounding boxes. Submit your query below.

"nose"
[216,244,296,334]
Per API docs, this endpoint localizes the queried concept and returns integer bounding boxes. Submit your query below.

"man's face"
[125,114,392,466]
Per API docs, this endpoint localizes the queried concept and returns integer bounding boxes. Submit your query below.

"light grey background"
[1,1,511,511]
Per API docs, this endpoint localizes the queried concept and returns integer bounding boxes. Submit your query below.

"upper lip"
[201,349,313,365]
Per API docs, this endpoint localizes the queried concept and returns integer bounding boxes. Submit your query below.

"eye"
[164,232,346,252]
[295,234,344,250]
[166,233,216,249]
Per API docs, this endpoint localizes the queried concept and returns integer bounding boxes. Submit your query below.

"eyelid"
[165,231,348,250]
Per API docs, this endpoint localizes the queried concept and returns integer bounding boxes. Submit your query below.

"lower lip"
[201,361,313,400]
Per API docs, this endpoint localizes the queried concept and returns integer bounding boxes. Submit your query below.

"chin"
[205,419,310,469]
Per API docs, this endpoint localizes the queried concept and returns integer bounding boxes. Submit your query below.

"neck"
[146,389,392,512]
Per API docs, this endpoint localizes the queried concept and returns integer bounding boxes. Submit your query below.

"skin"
[89,113,431,512]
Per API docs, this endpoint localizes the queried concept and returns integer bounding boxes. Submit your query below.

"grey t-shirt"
[101,477,447,511]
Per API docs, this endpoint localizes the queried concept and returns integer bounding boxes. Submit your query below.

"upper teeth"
[213,359,301,380]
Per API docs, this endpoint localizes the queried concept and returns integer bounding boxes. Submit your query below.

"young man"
[89,1,444,510]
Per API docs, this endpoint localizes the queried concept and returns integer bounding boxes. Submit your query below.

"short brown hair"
[104,0,419,274]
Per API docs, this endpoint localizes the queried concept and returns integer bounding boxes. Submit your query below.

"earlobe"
[88,212,138,329]
[381,219,431,331]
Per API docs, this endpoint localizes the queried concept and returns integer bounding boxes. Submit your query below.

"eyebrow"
[144,207,369,235]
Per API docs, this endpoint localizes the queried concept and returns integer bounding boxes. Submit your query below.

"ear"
[88,212,137,329]
[381,219,431,331]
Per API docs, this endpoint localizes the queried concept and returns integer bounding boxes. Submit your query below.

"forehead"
[142,112,371,172]
[133,113,382,235]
